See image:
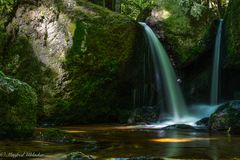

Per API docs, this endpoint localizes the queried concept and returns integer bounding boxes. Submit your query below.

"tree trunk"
[114,0,121,12]
[103,0,106,7]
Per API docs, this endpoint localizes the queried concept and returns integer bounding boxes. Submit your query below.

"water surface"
[0,125,240,159]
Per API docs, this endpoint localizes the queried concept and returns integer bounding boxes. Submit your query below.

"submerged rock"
[65,152,95,160]
[209,101,240,134]
[36,128,77,143]
[196,117,209,127]
[0,72,37,138]
[128,106,160,124]
[162,124,195,130]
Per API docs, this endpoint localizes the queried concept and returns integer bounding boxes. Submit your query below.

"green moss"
[224,0,240,68]
[209,102,240,131]
[52,1,137,124]
[156,0,216,64]
[0,73,37,138]
[68,21,77,36]
[0,35,57,123]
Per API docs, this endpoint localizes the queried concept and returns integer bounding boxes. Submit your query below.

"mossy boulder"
[1,0,137,124]
[224,0,240,68]
[60,0,137,123]
[0,72,37,138]
[209,101,240,134]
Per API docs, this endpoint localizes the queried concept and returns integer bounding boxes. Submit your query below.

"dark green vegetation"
[221,0,240,101]
[0,72,37,137]
[225,0,240,68]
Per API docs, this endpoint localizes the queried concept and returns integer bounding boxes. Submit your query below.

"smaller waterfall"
[210,19,224,105]
[139,22,188,121]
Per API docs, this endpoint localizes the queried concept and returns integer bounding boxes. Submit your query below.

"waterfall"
[139,22,188,121]
[210,19,224,105]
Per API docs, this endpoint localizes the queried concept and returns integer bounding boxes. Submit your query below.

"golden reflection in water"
[150,137,217,143]
[63,130,87,133]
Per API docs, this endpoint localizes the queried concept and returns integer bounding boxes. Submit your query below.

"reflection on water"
[150,137,217,143]
[0,125,240,159]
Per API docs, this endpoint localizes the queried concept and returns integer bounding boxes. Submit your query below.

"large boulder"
[0,72,37,138]
[1,0,137,124]
[209,101,240,134]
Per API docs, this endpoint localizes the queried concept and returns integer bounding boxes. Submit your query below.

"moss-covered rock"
[224,0,240,68]
[0,72,37,138]
[54,0,137,123]
[1,0,137,124]
[209,101,240,134]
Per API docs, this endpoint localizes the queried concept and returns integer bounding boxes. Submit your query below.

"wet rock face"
[0,73,37,138]
[209,101,240,134]
[5,1,72,117]
[8,4,70,75]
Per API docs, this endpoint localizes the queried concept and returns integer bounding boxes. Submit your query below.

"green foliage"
[0,0,16,14]
[121,0,155,19]
[0,0,18,26]
[155,0,215,64]
[179,0,208,20]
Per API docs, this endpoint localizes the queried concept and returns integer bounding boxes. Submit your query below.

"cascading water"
[139,22,188,121]
[210,19,224,105]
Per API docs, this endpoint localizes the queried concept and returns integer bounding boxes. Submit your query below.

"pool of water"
[0,125,240,159]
